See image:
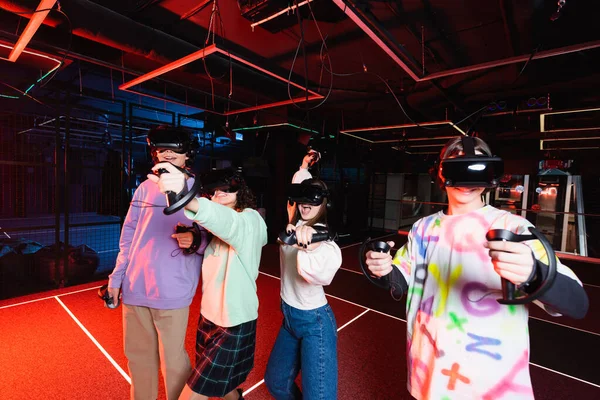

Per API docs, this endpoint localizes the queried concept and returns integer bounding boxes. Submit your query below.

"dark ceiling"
[1,0,600,152]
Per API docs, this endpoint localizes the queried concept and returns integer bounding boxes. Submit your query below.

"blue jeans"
[264,300,338,400]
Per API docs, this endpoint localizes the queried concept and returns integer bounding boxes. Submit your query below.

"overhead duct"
[0,0,207,67]
[0,0,310,114]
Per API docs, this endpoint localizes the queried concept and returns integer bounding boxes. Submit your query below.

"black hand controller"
[154,165,201,215]
[98,284,119,309]
[359,238,392,289]
[278,229,331,246]
[486,227,557,305]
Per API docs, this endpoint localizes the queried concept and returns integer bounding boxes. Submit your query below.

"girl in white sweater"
[265,179,342,400]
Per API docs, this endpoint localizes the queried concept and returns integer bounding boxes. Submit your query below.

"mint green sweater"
[185,197,268,327]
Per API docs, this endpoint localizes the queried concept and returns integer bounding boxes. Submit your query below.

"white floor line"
[583,283,600,289]
[242,379,265,397]
[54,296,131,384]
[530,362,600,389]
[258,271,282,281]
[339,267,363,275]
[337,309,370,331]
[0,285,102,310]
[260,271,599,335]
[259,272,367,311]
[339,232,398,249]
[367,307,407,323]
[529,316,600,337]
[243,306,371,397]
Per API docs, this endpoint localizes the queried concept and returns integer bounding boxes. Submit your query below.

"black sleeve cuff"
[192,223,212,256]
[522,255,589,320]
[387,267,408,301]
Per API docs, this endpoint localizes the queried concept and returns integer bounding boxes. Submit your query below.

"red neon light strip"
[119,45,219,90]
[224,95,322,115]
[119,44,323,114]
[8,0,57,62]
[0,43,62,98]
[222,49,321,97]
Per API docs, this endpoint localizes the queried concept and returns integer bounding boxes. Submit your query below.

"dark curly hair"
[234,177,256,211]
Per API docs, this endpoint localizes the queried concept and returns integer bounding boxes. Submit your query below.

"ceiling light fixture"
[339,121,465,143]
[8,0,57,62]
[119,43,323,115]
[232,122,319,134]
[540,107,600,133]
[0,43,61,98]
[250,0,314,31]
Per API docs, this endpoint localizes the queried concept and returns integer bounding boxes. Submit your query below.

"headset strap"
[462,135,476,156]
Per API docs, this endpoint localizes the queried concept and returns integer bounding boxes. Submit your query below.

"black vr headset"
[288,181,330,206]
[438,136,504,188]
[200,168,242,196]
[147,125,199,162]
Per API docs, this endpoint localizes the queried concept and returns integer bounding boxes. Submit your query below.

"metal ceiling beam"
[269,11,425,64]
[331,0,423,81]
[330,0,472,118]
[333,0,600,84]
[180,0,213,21]
[498,0,520,56]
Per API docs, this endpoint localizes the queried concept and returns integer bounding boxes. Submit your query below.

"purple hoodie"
[108,178,210,309]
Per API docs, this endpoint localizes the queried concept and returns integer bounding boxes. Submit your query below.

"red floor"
[1,244,599,399]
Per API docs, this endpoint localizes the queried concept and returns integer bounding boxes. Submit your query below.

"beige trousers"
[123,304,191,400]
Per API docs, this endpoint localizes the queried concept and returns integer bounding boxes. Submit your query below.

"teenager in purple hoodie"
[108,125,211,400]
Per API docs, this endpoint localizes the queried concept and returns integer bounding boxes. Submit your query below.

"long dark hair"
[291,179,329,228]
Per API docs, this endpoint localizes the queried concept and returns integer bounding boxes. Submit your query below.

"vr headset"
[288,183,329,206]
[438,136,504,188]
[147,126,197,155]
[200,168,242,196]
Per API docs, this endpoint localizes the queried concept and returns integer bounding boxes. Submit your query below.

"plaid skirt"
[187,315,257,397]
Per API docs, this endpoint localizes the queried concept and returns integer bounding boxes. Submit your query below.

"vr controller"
[154,164,202,215]
[98,284,119,309]
[486,227,557,305]
[359,238,392,289]
[175,222,203,255]
[278,228,331,246]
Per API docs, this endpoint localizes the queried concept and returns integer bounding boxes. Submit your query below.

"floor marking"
[583,283,600,289]
[339,267,363,275]
[529,316,600,337]
[530,362,600,389]
[243,307,371,397]
[337,309,370,331]
[0,285,102,310]
[339,232,398,249]
[54,296,131,384]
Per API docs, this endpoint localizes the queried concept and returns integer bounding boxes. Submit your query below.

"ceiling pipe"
[332,0,600,83]
[482,107,552,118]
[422,40,600,81]
[8,0,56,62]
[0,0,204,66]
[330,0,422,81]
[0,0,295,115]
